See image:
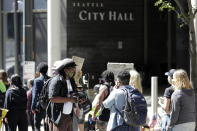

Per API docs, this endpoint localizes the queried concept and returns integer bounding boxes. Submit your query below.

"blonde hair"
[172,69,192,90]
[129,70,143,93]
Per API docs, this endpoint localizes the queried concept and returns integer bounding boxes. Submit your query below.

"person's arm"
[49,78,76,104]
[4,90,11,123]
[92,86,108,120]
[31,79,41,112]
[103,89,116,109]
[169,93,181,127]
[26,91,31,111]
[159,97,171,112]
[50,96,75,103]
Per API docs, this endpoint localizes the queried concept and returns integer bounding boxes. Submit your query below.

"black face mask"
[66,70,76,78]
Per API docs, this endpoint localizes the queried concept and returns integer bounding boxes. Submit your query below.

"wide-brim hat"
[55,58,77,71]
[165,69,176,77]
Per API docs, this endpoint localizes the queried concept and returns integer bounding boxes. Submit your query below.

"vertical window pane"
[34,0,47,9]
[3,0,14,11]
[34,13,47,66]
[3,13,23,78]
[3,0,24,11]
[3,13,15,77]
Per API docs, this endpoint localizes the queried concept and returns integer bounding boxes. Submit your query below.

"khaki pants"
[49,114,73,131]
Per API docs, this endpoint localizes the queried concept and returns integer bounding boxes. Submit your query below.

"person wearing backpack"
[103,71,147,131]
[31,62,50,131]
[48,58,80,131]
[91,70,115,131]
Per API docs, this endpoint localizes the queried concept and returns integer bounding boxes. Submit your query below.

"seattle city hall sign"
[72,1,134,22]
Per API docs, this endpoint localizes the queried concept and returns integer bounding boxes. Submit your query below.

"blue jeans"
[161,114,171,131]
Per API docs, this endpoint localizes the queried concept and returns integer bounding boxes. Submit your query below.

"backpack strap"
[103,82,111,99]
[114,88,129,124]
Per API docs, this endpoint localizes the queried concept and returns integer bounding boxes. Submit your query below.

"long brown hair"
[0,70,9,86]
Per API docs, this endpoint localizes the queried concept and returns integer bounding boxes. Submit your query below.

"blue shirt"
[103,85,128,131]
[31,74,49,110]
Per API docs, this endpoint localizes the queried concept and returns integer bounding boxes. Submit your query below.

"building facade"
[0,0,189,87]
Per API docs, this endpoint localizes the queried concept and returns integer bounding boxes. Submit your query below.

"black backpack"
[115,86,147,127]
[39,78,52,110]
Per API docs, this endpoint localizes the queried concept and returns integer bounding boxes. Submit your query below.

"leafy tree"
[155,0,197,129]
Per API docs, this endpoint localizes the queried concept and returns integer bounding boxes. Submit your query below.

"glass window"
[3,0,23,12]
[34,13,47,66]
[3,13,23,78]
[34,0,47,10]
[3,13,15,77]
[3,0,14,11]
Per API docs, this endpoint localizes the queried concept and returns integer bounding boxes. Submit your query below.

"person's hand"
[74,107,80,117]
[92,115,96,121]
[32,109,39,114]
[45,116,49,124]
[158,97,164,105]
[4,118,8,123]
[69,97,77,103]
[114,85,119,89]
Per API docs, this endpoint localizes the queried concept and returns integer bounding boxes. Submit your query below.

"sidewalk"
[21,86,165,131]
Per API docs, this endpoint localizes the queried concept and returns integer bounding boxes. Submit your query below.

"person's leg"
[78,124,84,131]
[72,113,78,131]
[34,111,44,131]
[95,120,107,131]
[18,113,28,131]
[64,115,73,131]
[7,116,17,131]
[77,114,85,131]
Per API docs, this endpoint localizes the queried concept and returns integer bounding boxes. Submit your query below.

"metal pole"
[151,76,158,116]
[23,0,33,61]
[0,0,3,69]
[47,0,61,76]
[23,0,34,61]
[14,0,19,74]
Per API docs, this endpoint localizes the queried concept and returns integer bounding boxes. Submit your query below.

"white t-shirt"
[63,80,73,114]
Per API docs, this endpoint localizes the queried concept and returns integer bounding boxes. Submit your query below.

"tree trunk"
[187,0,197,130]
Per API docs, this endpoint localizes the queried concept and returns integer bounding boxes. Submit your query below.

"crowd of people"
[0,58,196,131]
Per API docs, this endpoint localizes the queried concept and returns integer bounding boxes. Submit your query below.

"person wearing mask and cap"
[48,58,79,131]
[32,62,50,131]
[159,69,176,131]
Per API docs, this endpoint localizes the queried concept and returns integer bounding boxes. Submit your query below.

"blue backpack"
[115,86,147,127]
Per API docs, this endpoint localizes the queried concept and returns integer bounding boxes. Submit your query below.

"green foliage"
[154,0,175,12]
[154,0,188,27]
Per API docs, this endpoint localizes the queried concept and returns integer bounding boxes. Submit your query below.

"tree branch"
[194,9,197,18]
[174,0,190,24]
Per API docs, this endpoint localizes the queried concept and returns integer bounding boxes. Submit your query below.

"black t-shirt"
[163,86,174,99]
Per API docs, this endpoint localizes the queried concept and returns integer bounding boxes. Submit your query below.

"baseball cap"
[165,69,176,77]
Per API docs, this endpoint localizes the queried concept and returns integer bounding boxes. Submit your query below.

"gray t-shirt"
[169,88,196,127]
